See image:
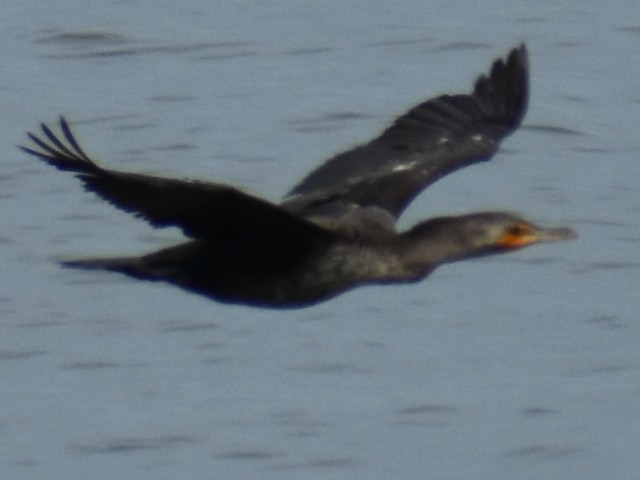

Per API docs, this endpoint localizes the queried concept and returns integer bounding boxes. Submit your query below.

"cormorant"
[21,44,575,308]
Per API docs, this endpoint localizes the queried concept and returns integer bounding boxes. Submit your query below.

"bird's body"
[21,44,575,308]
[89,237,406,307]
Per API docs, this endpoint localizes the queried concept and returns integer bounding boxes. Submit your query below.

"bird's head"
[467,212,576,252]
[403,212,576,267]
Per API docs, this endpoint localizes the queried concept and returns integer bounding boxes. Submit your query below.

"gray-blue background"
[2,1,639,479]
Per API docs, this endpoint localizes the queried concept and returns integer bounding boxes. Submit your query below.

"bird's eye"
[507,223,532,237]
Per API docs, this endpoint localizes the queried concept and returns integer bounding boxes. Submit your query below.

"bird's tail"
[61,256,162,281]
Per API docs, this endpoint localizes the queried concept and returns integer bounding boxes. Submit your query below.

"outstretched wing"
[21,117,336,246]
[285,44,529,219]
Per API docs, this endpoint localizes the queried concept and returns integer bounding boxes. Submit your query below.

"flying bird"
[21,44,575,308]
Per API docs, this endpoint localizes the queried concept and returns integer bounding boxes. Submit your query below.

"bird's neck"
[398,218,494,276]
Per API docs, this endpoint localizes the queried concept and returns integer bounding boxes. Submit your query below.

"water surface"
[1,1,639,479]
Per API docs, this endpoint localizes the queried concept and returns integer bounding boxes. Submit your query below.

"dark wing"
[285,44,529,219]
[21,117,336,246]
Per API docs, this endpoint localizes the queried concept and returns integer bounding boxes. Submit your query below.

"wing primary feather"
[40,121,79,159]
[22,133,62,159]
[20,118,101,174]
[59,116,94,161]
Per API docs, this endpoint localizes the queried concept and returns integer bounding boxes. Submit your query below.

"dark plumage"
[21,44,575,308]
